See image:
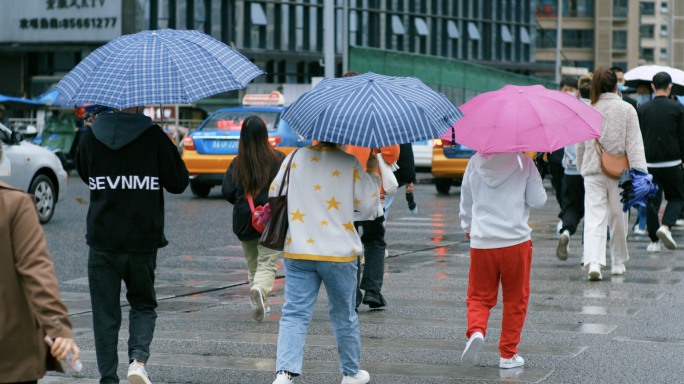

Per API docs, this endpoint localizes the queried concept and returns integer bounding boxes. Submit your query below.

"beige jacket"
[0,180,72,382]
[576,93,647,177]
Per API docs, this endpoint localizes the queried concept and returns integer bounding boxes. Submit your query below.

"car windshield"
[200,111,281,131]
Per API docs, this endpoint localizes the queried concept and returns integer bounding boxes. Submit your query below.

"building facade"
[638,0,684,69]
[0,0,541,100]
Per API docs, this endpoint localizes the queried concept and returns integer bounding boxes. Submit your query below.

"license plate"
[210,140,239,149]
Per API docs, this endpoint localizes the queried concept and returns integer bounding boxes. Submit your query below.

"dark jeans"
[88,248,158,384]
[647,166,684,242]
[354,215,386,305]
[549,163,565,209]
[559,174,585,236]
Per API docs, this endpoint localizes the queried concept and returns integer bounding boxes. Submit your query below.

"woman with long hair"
[576,68,647,280]
[222,115,285,321]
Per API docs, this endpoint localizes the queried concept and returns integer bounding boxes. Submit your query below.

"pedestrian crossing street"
[45,208,684,383]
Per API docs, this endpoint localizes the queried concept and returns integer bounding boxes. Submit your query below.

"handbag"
[594,139,630,179]
[377,152,399,195]
[246,194,266,234]
[260,150,299,251]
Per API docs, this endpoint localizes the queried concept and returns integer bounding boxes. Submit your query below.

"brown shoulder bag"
[260,150,299,251]
[594,139,629,179]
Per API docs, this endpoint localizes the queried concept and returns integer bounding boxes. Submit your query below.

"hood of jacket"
[91,112,154,150]
[471,152,520,188]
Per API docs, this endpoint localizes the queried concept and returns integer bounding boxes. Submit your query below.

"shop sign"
[0,0,122,43]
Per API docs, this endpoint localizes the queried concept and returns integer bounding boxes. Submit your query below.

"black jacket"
[637,96,684,164]
[222,151,286,241]
[76,112,189,252]
[622,94,638,110]
[393,143,416,187]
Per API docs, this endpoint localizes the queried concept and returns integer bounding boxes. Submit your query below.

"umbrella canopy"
[53,29,265,110]
[442,84,603,153]
[623,65,684,95]
[281,72,463,148]
[0,94,45,110]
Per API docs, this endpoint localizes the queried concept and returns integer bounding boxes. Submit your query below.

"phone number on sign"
[19,17,117,30]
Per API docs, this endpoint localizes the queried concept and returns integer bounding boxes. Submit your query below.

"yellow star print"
[354,198,361,205]
[270,183,276,191]
[343,221,355,232]
[290,209,306,223]
[326,196,342,210]
[285,237,291,246]
[306,238,315,244]
[353,167,362,184]
[310,156,320,162]
[320,219,329,226]
[282,164,287,169]
[331,170,341,177]
[351,248,356,254]
[291,162,298,169]
[314,184,322,191]
[372,191,377,197]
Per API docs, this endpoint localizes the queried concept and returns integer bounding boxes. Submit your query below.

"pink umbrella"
[441,84,603,153]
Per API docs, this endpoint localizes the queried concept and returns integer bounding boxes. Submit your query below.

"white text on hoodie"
[88,176,160,190]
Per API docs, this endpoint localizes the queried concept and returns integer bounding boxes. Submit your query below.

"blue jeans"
[276,258,361,376]
[636,205,647,231]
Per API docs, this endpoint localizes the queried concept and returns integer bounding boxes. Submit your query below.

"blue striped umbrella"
[281,72,463,148]
[53,29,264,110]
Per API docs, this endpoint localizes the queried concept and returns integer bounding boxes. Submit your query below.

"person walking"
[222,116,286,321]
[77,107,189,384]
[557,73,592,260]
[637,72,684,252]
[459,152,547,369]
[384,142,417,219]
[576,69,647,280]
[0,146,81,384]
[610,66,638,109]
[271,141,380,384]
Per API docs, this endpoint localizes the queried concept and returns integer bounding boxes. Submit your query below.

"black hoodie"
[76,112,189,252]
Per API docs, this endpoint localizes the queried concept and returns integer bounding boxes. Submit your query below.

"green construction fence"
[349,46,557,106]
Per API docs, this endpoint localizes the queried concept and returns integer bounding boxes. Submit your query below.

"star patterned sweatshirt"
[269,146,381,262]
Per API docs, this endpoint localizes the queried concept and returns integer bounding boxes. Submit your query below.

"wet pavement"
[40,176,684,383]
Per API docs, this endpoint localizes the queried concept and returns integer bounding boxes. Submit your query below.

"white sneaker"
[588,262,602,281]
[341,370,370,384]
[127,362,152,384]
[633,228,646,235]
[499,354,525,369]
[647,242,661,253]
[656,226,677,250]
[272,371,293,384]
[676,219,684,227]
[556,230,570,261]
[556,220,563,234]
[611,263,626,275]
[461,331,484,367]
[250,287,265,321]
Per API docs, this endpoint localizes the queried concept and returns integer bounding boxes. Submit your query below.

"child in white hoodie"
[459,152,547,369]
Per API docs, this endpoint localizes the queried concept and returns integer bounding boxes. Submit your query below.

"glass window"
[661,1,668,12]
[640,47,654,61]
[661,48,667,59]
[391,15,405,35]
[536,27,556,48]
[414,18,429,36]
[536,0,558,17]
[563,0,594,17]
[200,111,281,132]
[641,2,655,15]
[612,62,628,71]
[640,24,655,37]
[612,30,627,50]
[520,27,531,44]
[661,24,668,35]
[562,29,593,48]
[467,22,480,40]
[447,20,460,38]
[501,25,513,42]
[613,0,628,17]
[251,3,268,25]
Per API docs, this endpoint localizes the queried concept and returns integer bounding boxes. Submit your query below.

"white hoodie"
[460,152,547,249]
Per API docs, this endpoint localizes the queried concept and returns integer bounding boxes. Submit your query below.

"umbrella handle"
[451,127,455,149]
[517,153,523,171]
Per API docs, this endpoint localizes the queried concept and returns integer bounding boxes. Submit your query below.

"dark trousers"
[88,249,158,384]
[647,166,684,242]
[549,163,565,209]
[354,215,386,305]
[559,174,585,236]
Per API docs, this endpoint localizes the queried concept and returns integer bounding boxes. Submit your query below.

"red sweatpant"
[466,240,532,358]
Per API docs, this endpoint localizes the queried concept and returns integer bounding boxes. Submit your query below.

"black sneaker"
[362,290,387,308]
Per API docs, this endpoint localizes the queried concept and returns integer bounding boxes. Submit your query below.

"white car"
[0,123,68,223]
[412,140,433,169]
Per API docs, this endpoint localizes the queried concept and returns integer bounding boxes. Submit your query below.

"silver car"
[0,123,68,223]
